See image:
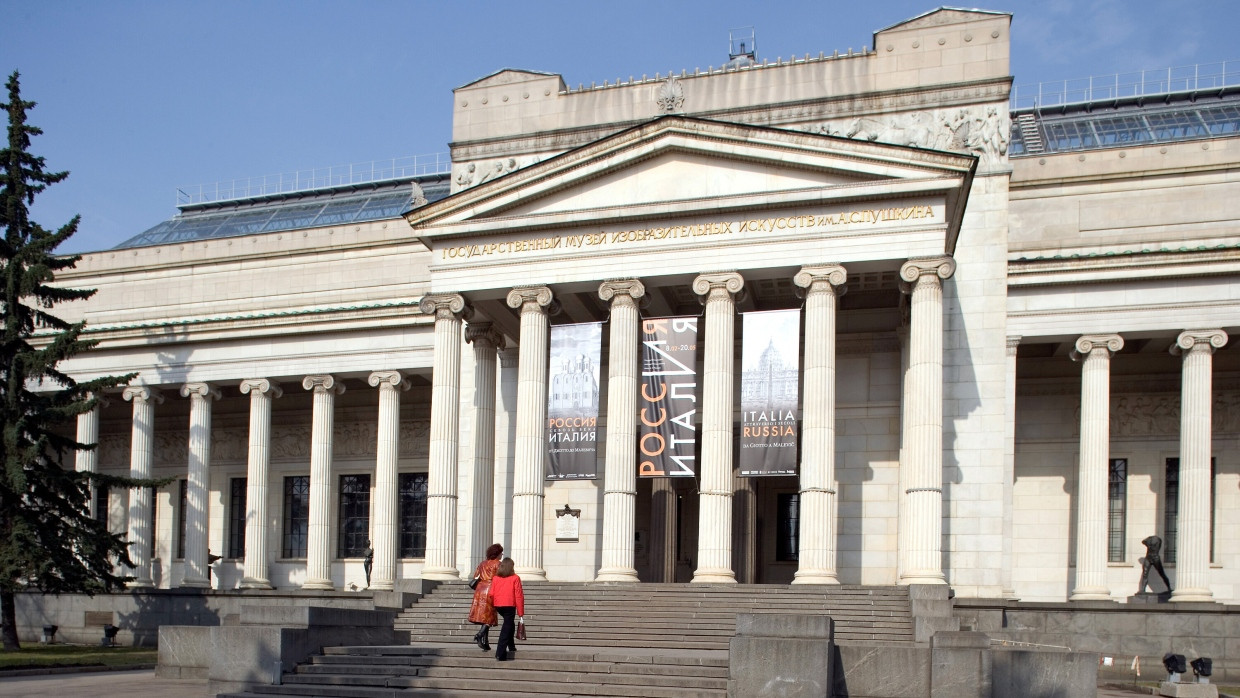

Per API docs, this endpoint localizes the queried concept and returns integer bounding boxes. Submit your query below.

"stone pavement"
[0,668,1163,697]
[0,669,211,698]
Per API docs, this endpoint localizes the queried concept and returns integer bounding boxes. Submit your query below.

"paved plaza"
[0,668,1171,698]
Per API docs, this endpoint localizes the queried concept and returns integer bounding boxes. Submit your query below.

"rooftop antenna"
[726,26,757,70]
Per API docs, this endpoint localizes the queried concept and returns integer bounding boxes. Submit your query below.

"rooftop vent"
[726,27,757,70]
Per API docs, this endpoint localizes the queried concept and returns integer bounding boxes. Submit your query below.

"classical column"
[493,347,520,549]
[239,379,281,590]
[792,264,847,584]
[596,279,646,582]
[1170,329,1227,603]
[506,286,556,581]
[649,478,677,582]
[75,397,107,519]
[1002,336,1021,598]
[179,382,221,588]
[691,271,743,584]
[897,256,955,586]
[419,294,472,580]
[302,374,344,590]
[368,371,408,591]
[463,323,503,573]
[1068,334,1123,601]
[123,386,163,589]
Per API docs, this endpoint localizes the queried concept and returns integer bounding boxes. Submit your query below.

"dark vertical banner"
[739,309,800,476]
[639,317,698,478]
[546,322,602,480]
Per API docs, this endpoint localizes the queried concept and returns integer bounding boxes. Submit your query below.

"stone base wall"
[15,588,376,647]
[955,598,1240,683]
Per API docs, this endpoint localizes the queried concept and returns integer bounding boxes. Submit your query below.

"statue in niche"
[363,542,374,589]
[1137,535,1172,594]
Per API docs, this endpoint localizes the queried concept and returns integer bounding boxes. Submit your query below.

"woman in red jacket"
[467,543,503,650]
[487,557,525,661]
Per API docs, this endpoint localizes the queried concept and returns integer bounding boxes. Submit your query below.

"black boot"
[477,626,490,651]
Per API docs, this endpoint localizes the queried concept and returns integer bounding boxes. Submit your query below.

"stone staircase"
[219,582,914,697]
[400,582,915,649]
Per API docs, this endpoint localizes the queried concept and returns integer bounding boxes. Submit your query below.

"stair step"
[235,583,916,696]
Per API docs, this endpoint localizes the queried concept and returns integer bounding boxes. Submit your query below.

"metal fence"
[176,153,451,206]
[1010,61,1240,111]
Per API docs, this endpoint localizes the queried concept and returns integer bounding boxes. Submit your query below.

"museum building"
[53,7,1240,605]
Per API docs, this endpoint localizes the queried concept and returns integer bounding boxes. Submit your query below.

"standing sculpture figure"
[1138,535,1172,594]
[363,543,374,589]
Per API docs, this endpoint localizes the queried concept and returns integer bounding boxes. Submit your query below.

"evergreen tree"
[1,71,143,650]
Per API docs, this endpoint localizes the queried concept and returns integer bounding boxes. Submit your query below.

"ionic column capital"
[506,285,555,312]
[123,386,164,405]
[368,370,410,391]
[899,256,956,292]
[692,271,744,299]
[180,382,221,401]
[499,347,520,368]
[1171,329,1228,356]
[303,374,346,395]
[1071,334,1124,361]
[794,264,847,295]
[419,293,473,321]
[240,378,283,398]
[599,279,646,307]
[465,321,505,349]
[1006,335,1022,357]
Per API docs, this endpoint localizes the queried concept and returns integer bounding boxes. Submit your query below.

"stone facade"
[43,7,1238,606]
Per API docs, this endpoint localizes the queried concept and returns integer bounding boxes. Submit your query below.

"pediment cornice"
[408,116,976,246]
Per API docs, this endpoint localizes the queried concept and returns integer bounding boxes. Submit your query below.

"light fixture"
[1190,657,1212,684]
[1162,653,1187,682]
[101,624,120,647]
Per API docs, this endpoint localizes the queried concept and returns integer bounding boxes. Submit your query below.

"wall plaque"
[555,505,581,542]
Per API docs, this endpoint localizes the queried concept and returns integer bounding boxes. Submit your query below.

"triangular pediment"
[406,116,976,242]
[501,149,875,218]
[456,68,563,91]
[878,7,1011,33]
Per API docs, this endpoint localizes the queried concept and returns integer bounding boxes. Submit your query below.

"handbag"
[516,619,527,641]
[469,575,480,590]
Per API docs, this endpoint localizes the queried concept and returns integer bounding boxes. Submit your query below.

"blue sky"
[4,0,1237,253]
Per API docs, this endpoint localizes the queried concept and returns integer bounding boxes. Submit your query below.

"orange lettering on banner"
[640,407,667,427]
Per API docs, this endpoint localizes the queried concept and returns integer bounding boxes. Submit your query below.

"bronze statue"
[1138,535,1171,594]
[363,543,374,588]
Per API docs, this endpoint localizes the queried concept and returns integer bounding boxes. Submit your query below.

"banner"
[739,309,800,476]
[546,322,602,480]
[638,317,698,478]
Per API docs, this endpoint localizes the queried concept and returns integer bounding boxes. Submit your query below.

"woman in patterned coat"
[467,543,503,650]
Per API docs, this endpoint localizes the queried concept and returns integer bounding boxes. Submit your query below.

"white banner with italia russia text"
[739,309,800,476]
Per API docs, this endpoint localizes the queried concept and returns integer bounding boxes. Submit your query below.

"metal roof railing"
[176,153,452,207]
[1010,61,1240,111]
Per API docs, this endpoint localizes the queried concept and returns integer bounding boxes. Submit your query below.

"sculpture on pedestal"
[1138,535,1172,594]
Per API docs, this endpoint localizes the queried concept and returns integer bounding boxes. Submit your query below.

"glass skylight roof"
[1010,91,1240,157]
[115,174,450,249]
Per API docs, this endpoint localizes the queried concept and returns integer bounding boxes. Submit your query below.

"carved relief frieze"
[447,81,1012,164]
[453,155,541,189]
[807,104,1008,168]
[1059,391,1240,437]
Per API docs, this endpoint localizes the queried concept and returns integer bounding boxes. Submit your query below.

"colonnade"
[72,256,960,590]
[72,258,1224,600]
[414,257,956,586]
[1068,330,1228,603]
